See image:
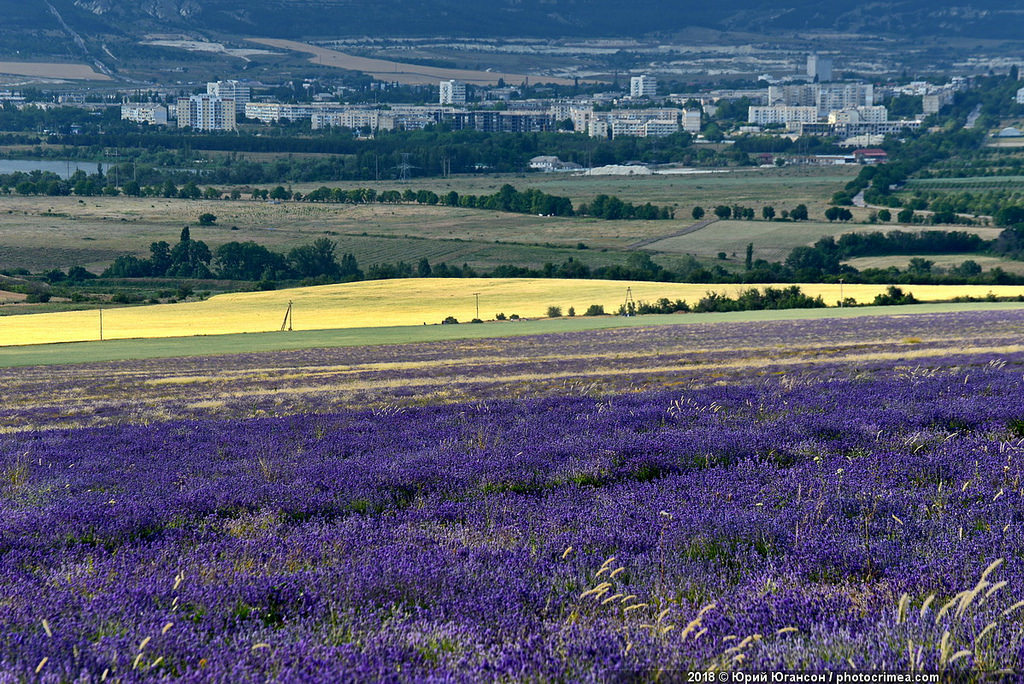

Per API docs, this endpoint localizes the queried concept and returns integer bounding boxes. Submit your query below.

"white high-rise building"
[747,106,818,126]
[681,110,701,134]
[769,83,873,117]
[827,106,888,124]
[630,75,657,99]
[177,95,236,131]
[807,54,833,83]
[207,81,250,114]
[439,80,467,105]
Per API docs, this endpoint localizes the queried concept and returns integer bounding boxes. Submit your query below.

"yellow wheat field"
[1,279,1023,346]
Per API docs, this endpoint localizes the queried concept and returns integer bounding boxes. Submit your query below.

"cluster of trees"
[835,230,987,257]
[693,204,809,221]
[824,207,854,222]
[690,286,826,313]
[102,229,361,283]
[0,171,673,221]
[577,194,673,220]
[307,184,672,220]
[897,189,1022,221]
[783,230,993,280]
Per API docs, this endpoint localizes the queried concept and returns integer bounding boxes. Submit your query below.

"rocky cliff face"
[72,0,202,20]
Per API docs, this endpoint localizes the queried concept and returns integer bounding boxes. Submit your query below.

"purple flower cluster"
[2,353,1024,679]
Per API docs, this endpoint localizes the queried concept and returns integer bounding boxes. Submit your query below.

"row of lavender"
[3,354,1024,680]
[4,309,1024,432]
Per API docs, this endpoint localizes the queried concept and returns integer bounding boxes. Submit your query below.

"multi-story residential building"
[747,105,818,126]
[439,80,467,105]
[611,119,647,137]
[806,54,833,82]
[817,84,874,116]
[794,120,922,140]
[120,103,168,125]
[588,119,609,139]
[313,108,385,131]
[177,95,236,131]
[207,81,250,114]
[768,85,818,108]
[630,75,658,99]
[827,106,888,124]
[570,106,596,133]
[681,110,701,134]
[768,83,874,117]
[244,102,319,123]
[443,110,556,133]
[643,119,681,136]
[1017,87,1024,105]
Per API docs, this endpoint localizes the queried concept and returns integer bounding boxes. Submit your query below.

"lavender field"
[3,311,1024,680]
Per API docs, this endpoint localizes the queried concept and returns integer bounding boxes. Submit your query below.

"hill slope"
[3,1,1020,44]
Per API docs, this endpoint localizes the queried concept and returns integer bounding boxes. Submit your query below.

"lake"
[0,159,111,179]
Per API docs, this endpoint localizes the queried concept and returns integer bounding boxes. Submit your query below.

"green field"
[4,301,1024,368]
[844,253,1024,274]
[288,165,859,214]
[643,220,1001,263]
[0,166,867,276]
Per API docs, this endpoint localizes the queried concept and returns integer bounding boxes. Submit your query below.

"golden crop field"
[2,278,1024,347]
[0,61,111,80]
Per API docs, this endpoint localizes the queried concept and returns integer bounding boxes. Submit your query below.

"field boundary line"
[629,218,719,250]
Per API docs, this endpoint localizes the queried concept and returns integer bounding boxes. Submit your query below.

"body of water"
[0,159,111,179]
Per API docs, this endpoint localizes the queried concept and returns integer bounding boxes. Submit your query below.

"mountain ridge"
[5,0,1020,41]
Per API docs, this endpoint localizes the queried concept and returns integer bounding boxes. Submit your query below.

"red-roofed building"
[853,148,888,164]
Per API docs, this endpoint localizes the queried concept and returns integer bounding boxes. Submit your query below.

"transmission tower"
[280,300,293,331]
[398,153,413,182]
[622,287,636,317]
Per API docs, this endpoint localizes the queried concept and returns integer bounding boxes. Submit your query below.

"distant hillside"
[2,0,1020,43]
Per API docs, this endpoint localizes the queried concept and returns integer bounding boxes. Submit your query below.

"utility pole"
[99,308,103,341]
[473,292,480,320]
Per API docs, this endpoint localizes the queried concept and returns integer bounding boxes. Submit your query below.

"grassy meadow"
[2,277,1024,347]
[0,167,865,274]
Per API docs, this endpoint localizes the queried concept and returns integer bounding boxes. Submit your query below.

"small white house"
[529,155,582,172]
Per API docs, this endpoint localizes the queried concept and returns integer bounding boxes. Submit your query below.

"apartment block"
[177,95,236,131]
[439,80,467,105]
[120,103,168,125]
[681,110,701,133]
[207,81,250,114]
[769,83,874,117]
[630,75,658,99]
[244,102,318,123]
[827,106,888,124]
[806,54,833,82]
[747,106,818,126]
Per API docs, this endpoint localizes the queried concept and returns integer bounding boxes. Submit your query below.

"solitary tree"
[714,205,731,219]
[692,206,705,220]
[762,205,775,221]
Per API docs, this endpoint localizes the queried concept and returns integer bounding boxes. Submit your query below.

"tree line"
[0,171,673,221]
[101,229,362,283]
